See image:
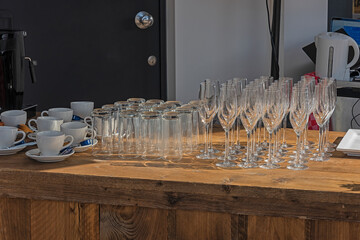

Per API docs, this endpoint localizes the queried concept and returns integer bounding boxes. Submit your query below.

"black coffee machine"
[0,29,37,113]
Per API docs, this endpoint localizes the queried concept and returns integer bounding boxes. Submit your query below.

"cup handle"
[347,36,360,69]
[86,128,97,139]
[27,119,38,132]
[41,111,49,117]
[14,130,26,145]
[62,135,74,149]
[83,116,92,127]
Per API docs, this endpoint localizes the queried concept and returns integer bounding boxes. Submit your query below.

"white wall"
[168,0,328,102]
[282,0,328,80]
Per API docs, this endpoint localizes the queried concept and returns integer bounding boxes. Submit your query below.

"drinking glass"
[238,87,260,168]
[260,89,282,169]
[232,78,247,151]
[162,112,182,161]
[127,98,145,104]
[216,83,238,167]
[175,106,193,154]
[288,87,309,170]
[197,81,218,159]
[311,81,332,162]
[146,99,164,105]
[118,110,141,159]
[91,109,113,158]
[279,78,293,150]
[140,111,162,160]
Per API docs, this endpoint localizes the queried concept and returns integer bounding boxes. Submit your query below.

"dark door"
[1,0,166,110]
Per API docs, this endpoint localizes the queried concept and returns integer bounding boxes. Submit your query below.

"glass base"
[325,147,335,153]
[309,155,329,162]
[242,156,262,162]
[272,156,285,163]
[216,161,237,168]
[280,143,293,148]
[238,161,258,168]
[260,162,280,169]
[200,148,220,154]
[228,149,242,155]
[287,164,308,170]
[217,155,237,161]
[196,153,216,159]
[234,144,246,150]
[288,159,308,164]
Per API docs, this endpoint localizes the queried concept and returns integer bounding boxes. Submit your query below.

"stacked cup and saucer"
[0,110,28,155]
[67,101,98,152]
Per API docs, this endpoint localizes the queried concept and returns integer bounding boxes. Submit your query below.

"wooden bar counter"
[1,129,360,239]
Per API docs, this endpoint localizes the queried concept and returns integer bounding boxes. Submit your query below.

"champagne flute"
[288,87,309,170]
[238,87,260,168]
[311,81,331,162]
[197,81,218,159]
[260,88,282,169]
[216,83,238,167]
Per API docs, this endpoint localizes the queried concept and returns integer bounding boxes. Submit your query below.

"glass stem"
[325,120,329,147]
[282,113,287,145]
[209,120,213,150]
[246,131,251,163]
[268,131,273,166]
[204,123,210,155]
[251,128,256,156]
[236,117,241,146]
[224,129,230,162]
[304,121,309,145]
[295,133,301,166]
[318,125,324,155]
[274,127,278,157]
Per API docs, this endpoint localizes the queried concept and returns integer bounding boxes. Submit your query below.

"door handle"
[135,11,154,29]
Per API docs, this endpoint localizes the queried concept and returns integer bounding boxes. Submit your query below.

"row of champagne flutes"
[198,76,336,170]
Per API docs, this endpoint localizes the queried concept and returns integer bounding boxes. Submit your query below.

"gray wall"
[328,0,353,30]
[170,0,328,103]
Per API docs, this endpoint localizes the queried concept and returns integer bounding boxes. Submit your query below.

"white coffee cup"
[36,131,74,156]
[0,126,26,149]
[70,101,94,119]
[61,122,95,144]
[0,110,27,127]
[28,117,64,132]
[41,108,73,122]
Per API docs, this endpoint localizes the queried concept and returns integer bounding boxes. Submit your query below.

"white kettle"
[315,32,359,81]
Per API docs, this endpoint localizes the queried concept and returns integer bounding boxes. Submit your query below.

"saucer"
[27,132,37,140]
[73,139,98,153]
[0,145,27,156]
[25,148,74,163]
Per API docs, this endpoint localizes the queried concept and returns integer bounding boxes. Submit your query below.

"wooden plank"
[247,216,305,240]
[309,219,360,240]
[100,205,168,240]
[175,210,231,240]
[1,130,360,222]
[30,200,99,239]
[0,197,30,239]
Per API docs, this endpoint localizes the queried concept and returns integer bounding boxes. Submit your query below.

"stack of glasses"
[89,98,203,161]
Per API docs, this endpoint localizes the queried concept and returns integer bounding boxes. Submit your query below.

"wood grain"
[175,210,231,240]
[0,129,359,223]
[30,200,98,240]
[0,198,30,239]
[247,216,305,240]
[308,219,360,240]
[100,205,168,240]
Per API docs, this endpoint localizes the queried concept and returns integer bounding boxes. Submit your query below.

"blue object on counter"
[15,140,26,146]
[80,139,92,146]
[72,115,83,121]
[60,147,73,155]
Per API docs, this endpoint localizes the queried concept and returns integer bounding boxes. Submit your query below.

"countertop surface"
[1,129,359,221]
